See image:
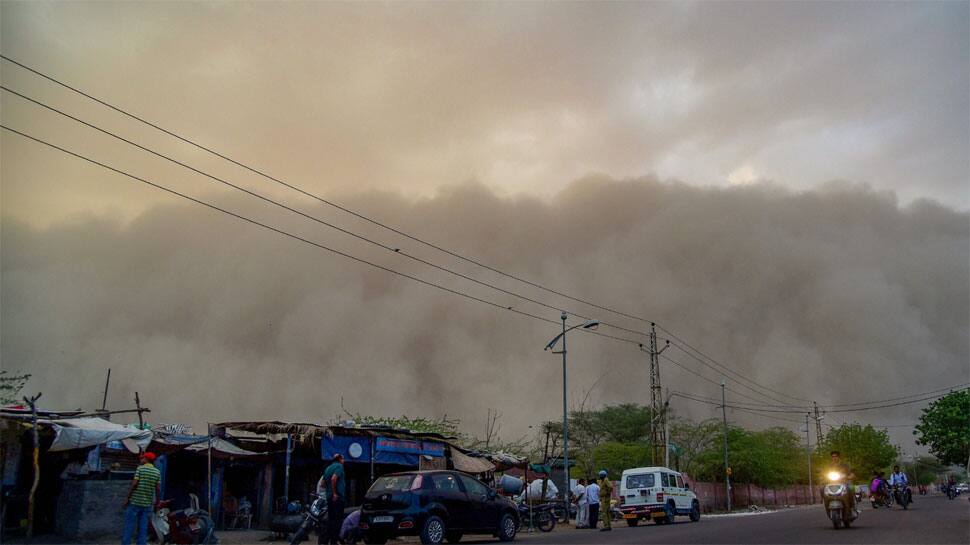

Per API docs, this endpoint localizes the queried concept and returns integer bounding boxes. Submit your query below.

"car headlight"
[826,471,843,482]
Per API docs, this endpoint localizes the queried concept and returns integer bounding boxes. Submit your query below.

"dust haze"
[2,177,968,447]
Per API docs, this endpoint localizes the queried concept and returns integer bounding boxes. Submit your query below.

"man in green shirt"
[122,452,161,545]
[323,454,346,544]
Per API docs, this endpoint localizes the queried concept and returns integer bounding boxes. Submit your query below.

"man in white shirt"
[585,479,601,530]
[572,479,588,529]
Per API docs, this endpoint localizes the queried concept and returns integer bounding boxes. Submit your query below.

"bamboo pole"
[24,393,42,537]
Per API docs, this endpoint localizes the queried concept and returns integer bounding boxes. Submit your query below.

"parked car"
[360,471,519,544]
[617,466,700,526]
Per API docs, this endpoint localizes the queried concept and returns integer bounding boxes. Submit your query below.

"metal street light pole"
[559,313,569,525]
[545,313,599,526]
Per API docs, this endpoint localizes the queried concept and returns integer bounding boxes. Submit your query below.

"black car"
[360,470,519,544]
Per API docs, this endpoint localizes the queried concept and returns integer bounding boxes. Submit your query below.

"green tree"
[914,390,970,473]
[565,403,655,478]
[0,371,31,405]
[905,456,948,486]
[669,418,721,478]
[692,426,805,487]
[816,423,898,479]
[578,442,651,480]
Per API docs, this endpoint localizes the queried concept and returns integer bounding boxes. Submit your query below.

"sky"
[1,1,968,452]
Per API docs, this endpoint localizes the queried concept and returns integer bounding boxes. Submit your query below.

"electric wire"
[0,124,651,348]
[671,388,966,414]
[0,53,813,407]
[0,84,653,341]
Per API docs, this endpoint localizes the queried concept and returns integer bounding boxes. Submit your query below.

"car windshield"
[625,473,655,489]
[369,475,415,492]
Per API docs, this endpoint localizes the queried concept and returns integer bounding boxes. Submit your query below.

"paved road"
[460,495,969,545]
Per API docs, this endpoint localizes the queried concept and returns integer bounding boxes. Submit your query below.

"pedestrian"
[585,476,600,529]
[573,478,588,529]
[121,452,161,545]
[340,508,361,544]
[323,454,347,545]
[597,470,613,532]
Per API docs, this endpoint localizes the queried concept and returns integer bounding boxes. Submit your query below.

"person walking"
[597,470,613,532]
[322,454,346,545]
[572,478,588,529]
[585,476,600,529]
[121,452,161,545]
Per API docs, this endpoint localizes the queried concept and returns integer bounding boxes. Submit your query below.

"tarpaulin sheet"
[450,448,495,474]
[49,418,152,452]
[186,437,260,456]
[375,436,444,466]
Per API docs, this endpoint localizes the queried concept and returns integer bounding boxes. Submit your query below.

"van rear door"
[623,472,656,506]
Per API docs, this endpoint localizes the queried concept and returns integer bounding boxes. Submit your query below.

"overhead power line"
[1,124,650,348]
[0,53,811,408]
[661,330,812,404]
[0,84,651,341]
[672,388,967,414]
[660,353,807,408]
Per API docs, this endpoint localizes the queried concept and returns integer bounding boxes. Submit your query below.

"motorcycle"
[288,494,329,545]
[150,496,216,544]
[892,484,912,510]
[870,481,893,509]
[822,470,858,530]
[517,502,556,532]
[945,484,957,500]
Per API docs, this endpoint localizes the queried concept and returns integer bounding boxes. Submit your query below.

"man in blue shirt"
[887,465,909,487]
[322,454,346,544]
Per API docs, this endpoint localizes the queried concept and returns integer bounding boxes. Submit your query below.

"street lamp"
[544,312,599,524]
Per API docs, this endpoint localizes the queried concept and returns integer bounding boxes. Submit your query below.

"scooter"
[150,495,216,544]
[822,470,858,530]
[288,494,328,544]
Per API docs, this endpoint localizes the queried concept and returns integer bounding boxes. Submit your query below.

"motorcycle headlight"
[310,499,325,517]
[826,471,843,482]
[824,484,846,495]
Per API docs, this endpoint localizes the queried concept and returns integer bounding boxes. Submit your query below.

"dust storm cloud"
[2,176,967,442]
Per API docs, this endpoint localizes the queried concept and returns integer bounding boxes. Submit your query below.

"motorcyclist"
[828,451,857,513]
[888,465,910,503]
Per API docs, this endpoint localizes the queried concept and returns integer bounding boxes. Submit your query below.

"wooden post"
[207,423,213,513]
[24,393,42,537]
[101,369,111,411]
[134,392,144,428]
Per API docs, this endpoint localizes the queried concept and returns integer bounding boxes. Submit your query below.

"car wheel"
[421,516,446,545]
[689,501,701,522]
[497,513,517,542]
[626,518,638,527]
[445,530,463,543]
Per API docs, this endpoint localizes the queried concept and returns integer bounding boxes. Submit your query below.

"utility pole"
[721,382,731,512]
[912,453,920,491]
[813,402,824,446]
[641,324,669,465]
[805,413,814,504]
[663,389,671,468]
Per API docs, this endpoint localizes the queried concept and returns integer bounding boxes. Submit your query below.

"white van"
[618,466,700,526]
